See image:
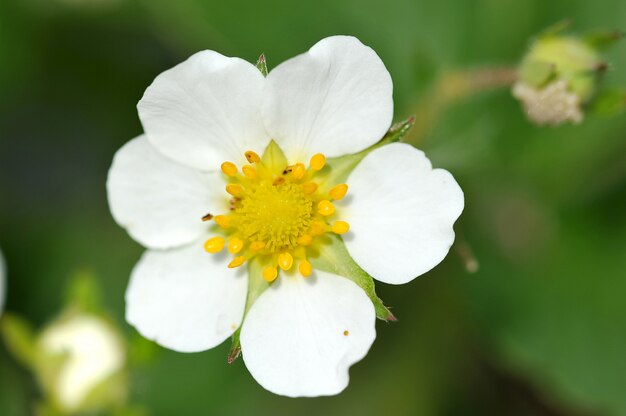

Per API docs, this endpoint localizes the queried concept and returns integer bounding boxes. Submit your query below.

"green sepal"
[0,313,38,368]
[519,61,556,88]
[309,234,396,322]
[261,139,287,171]
[316,116,415,188]
[255,53,268,77]
[65,270,103,314]
[228,257,271,363]
[583,30,624,50]
[589,88,626,116]
[538,19,571,39]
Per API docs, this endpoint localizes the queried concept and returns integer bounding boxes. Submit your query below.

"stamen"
[302,182,318,194]
[310,221,327,236]
[228,237,244,254]
[226,184,245,197]
[245,150,261,163]
[242,165,257,179]
[273,177,286,186]
[214,215,231,229]
[228,256,246,268]
[299,259,313,277]
[317,200,335,216]
[249,241,266,251]
[204,236,225,253]
[310,153,326,171]
[221,162,238,177]
[278,252,294,270]
[331,221,350,234]
[263,266,278,282]
[329,184,348,200]
[297,234,313,246]
[292,163,306,179]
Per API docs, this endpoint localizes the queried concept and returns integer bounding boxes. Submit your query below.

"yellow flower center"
[202,144,350,282]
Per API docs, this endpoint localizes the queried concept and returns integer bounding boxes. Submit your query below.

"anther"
[331,221,350,234]
[228,237,244,254]
[292,163,306,180]
[310,221,327,236]
[317,200,335,216]
[221,162,238,177]
[278,252,294,270]
[204,236,225,253]
[201,213,214,221]
[273,177,285,186]
[228,256,246,268]
[214,215,231,229]
[310,153,326,171]
[242,165,257,179]
[226,184,245,197]
[250,241,266,251]
[245,150,261,163]
[302,182,318,194]
[263,266,278,282]
[297,234,313,246]
[299,260,313,277]
[329,184,348,200]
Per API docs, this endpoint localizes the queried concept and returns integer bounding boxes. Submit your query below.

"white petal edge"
[240,271,376,397]
[138,50,270,171]
[107,135,227,250]
[262,35,393,162]
[342,143,464,284]
[126,242,247,353]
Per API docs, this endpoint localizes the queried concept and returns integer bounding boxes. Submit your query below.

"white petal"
[240,271,376,397]
[107,136,227,250]
[138,50,269,171]
[126,242,247,353]
[342,143,464,284]
[262,36,393,162]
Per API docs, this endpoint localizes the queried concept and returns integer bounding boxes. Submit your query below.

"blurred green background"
[1,0,625,414]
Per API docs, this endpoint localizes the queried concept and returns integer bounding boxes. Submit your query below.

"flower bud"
[513,32,605,126]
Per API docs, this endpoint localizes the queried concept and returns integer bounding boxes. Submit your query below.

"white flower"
[107,35,463,397]
[512,79,584,126]
[38,314,126,412]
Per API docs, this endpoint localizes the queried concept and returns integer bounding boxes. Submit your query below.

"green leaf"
[0,314,37,368]
[317,116,415,188]
[309,234,395,321]
[255,53,268,77]
[228,258,271,363]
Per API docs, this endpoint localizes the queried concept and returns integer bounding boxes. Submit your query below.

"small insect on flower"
[107,36,464,397]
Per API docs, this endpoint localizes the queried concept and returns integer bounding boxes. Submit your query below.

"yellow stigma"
[228,256,246,268]
[331,221,350,234]
[278,252,294,270]
[228,237,244,254]
[221,162,238,177]
[242,165,257,179]
[317,200,335,216]
[204,236,225,253]
[214,215,231,229]
[203,147,352,282]
[263,266,278,282]
[329,184,348,200]
[299,259,313,277]
[310,153,326,171]
[245,150,261,163]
